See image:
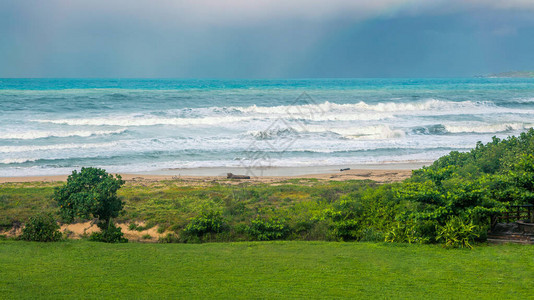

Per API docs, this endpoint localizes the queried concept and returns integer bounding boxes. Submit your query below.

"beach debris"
[227,173,251,179]
[340,168,351,171]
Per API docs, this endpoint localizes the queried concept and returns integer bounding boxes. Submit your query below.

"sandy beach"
[0,163,423,184]
[0,168,418,183]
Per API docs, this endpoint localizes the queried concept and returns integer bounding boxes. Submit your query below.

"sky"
[1,0,534,78]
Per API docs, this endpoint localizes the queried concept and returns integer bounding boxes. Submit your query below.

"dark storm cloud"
[1,0,534,77]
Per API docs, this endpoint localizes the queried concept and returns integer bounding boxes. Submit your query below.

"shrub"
[159,233,180,243]
[20,213,62,242]
[246,216,289,241]
[385,222,416,244]
[128,222,154,231]
[183,209,228,241]
[331,219,361,241]
[436,217,479,249]
[89,221,127,243]
[322,198,365,241]
[360,227,385,242]
[385,221,427,244]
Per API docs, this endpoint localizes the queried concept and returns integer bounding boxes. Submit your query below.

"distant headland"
[478,71,534,78]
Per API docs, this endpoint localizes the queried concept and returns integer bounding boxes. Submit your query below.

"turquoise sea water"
[1,78,534,176]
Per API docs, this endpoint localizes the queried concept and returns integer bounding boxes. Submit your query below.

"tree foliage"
[54,167,126,242]
[55,167,125,225]
[331,129,534,246]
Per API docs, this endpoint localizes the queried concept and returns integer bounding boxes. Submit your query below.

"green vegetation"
[2,130,534,247]
[0,240,532,298]
[182,208,229,242]
[20,212,62,242]
[435,217,479,249]
[0,182,60,230]
[0,177,374,242]
[245,216,290,241]
[55,167,127,242]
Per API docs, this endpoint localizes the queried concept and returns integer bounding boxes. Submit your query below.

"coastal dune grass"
[0,179,372,233]
[1,240,533,298]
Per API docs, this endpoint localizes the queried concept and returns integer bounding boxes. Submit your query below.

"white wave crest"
[444,123,531,134]
[31,99,495,127]
[0,142,119,153]
[332,125,406,140]
[0,129,127,140]
[301,125,405,140]
[32,116,255,126]
[235,99,492,114]
[0,158,39,164]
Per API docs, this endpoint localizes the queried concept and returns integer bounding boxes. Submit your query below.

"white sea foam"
[506,98,534,104]
[291,125,405,140]
[0,129,127,140]
[0,158,39,164]
[32,99,502,127]
[0,142,119,153]
[32,116,256,126]
[444,123,531,134]
[330,126,406,140]
[235,99,494,114]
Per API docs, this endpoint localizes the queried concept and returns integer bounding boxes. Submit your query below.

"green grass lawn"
[1,240,533,299]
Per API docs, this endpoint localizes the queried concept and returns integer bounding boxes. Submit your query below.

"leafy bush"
[508,154,534,205]
[436,217,479,249]
[246,216,289,241]
[359,227,385,242]
[385,222,425,244]
[128,222,154,231]
[20,213,62,242]
[183,209,228,241]
[89,221,127,243]
[331,219,360,241]
[321,198,363,241]
[159,233,180,243]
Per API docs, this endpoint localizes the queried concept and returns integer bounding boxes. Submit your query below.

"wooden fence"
[495,204,534,224]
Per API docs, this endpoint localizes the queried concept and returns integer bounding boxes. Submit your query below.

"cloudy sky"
[1,0,534,78]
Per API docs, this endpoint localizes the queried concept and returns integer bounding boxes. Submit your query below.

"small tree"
[55,167,126,242]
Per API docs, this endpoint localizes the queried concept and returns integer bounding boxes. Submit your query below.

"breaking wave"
[444,123,531,134]
[32,99,503,127]
[0,129,127,140]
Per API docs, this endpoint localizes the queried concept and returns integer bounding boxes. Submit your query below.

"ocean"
[1,78,534,177]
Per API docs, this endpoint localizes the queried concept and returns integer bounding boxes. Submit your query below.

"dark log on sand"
[227,173,251,179]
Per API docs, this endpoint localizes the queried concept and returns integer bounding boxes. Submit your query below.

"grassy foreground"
[1,240,533,299]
